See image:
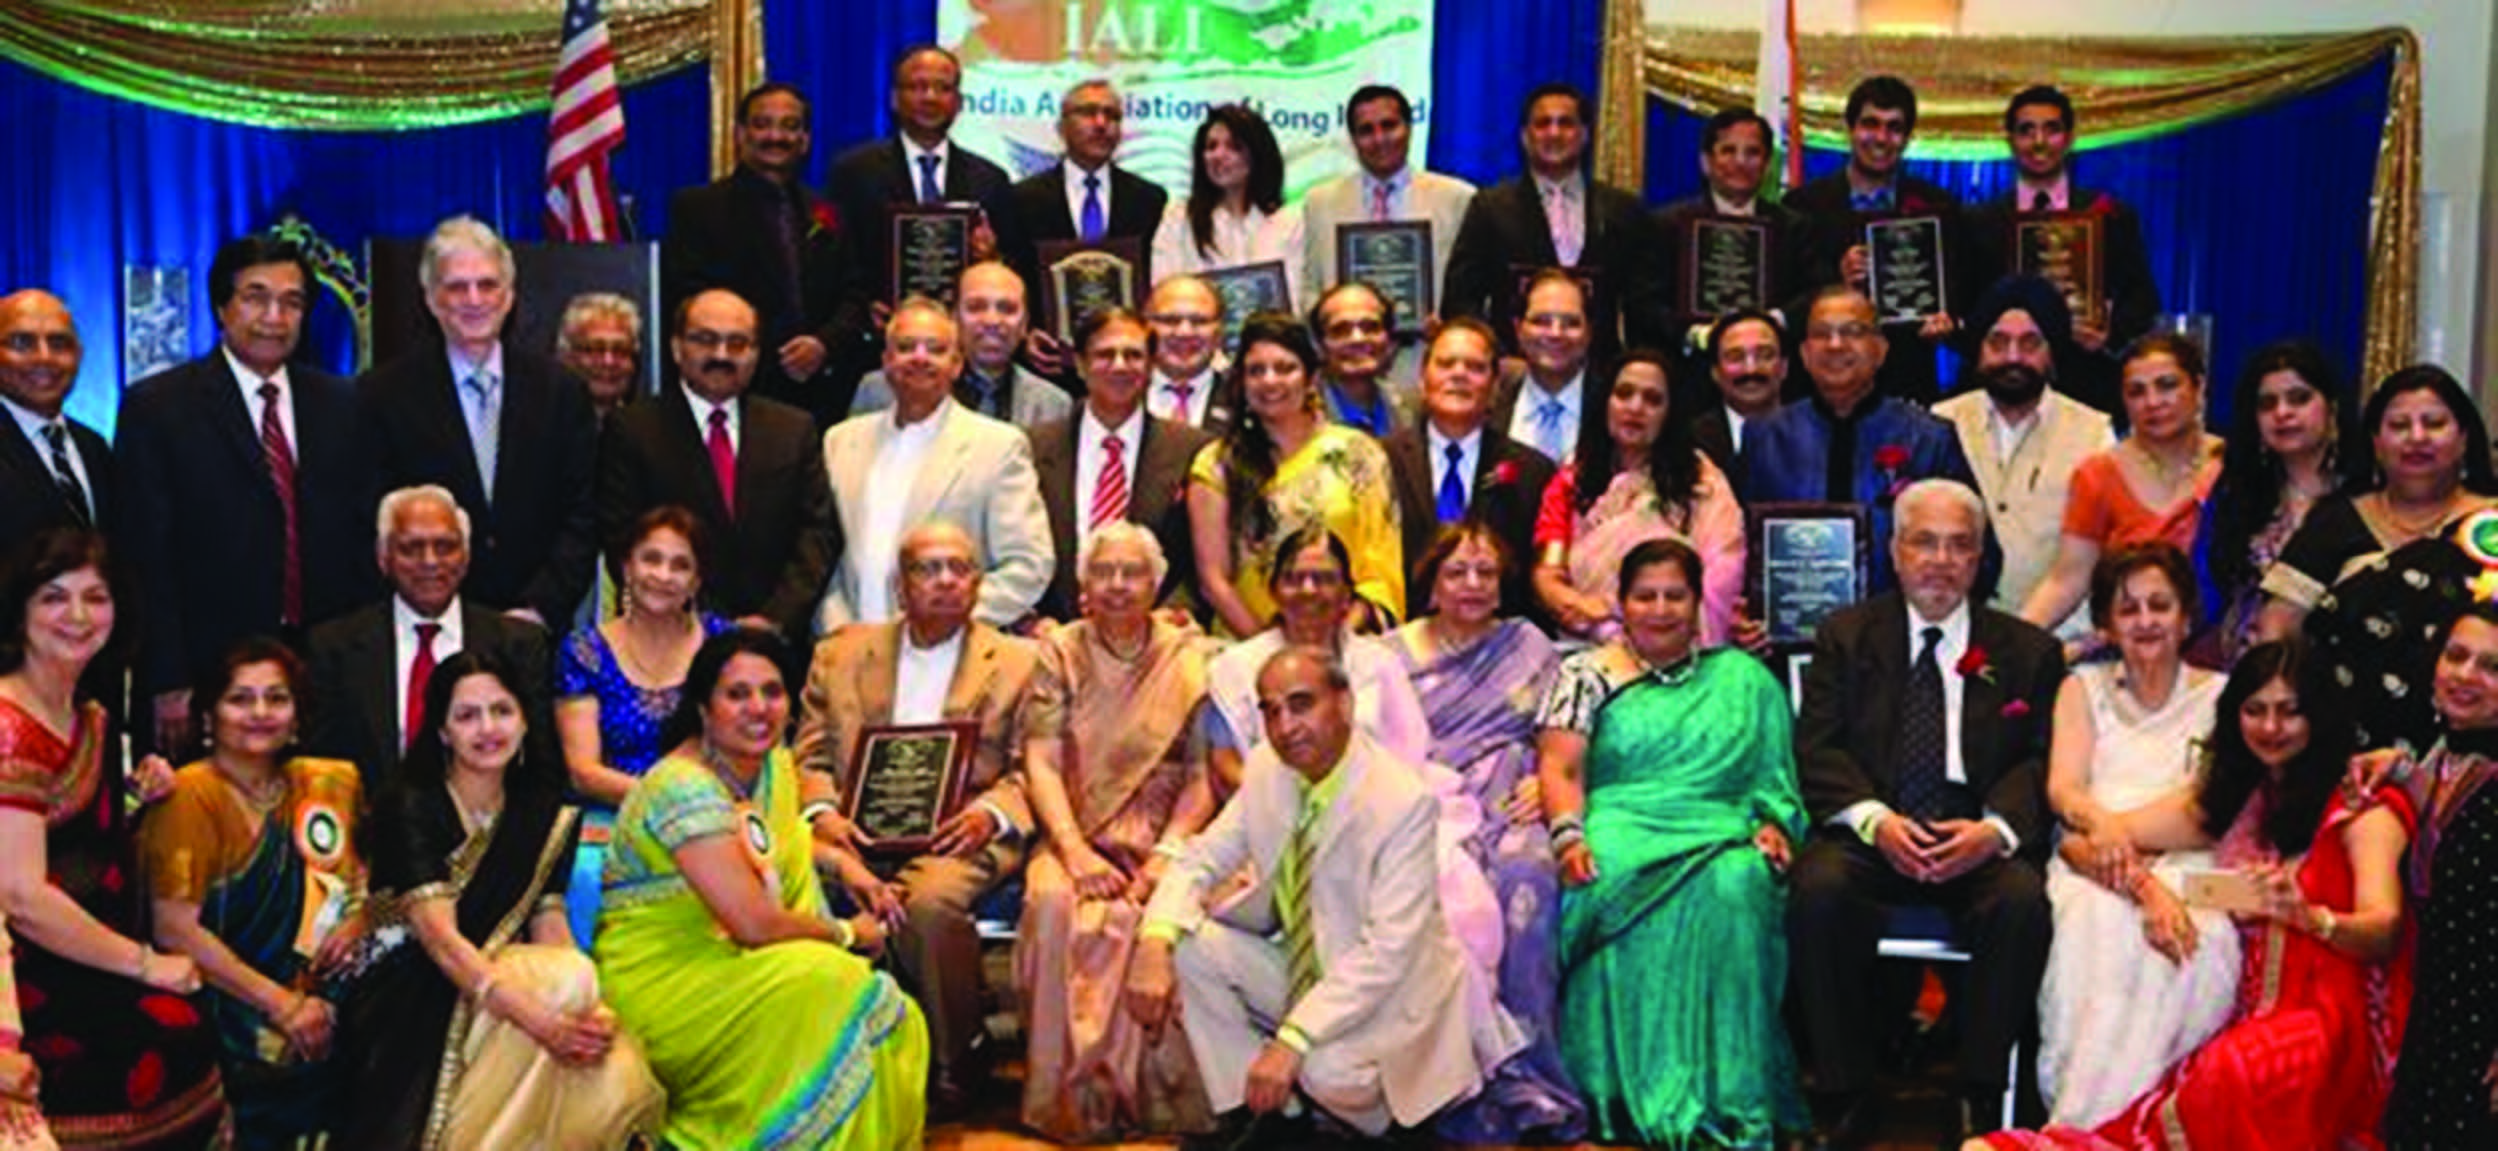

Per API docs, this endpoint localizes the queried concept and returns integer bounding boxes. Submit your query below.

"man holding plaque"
[1125,647,1523,1143]
[1787,479,2060,1145]
[1932,276,2114,637]
[1300,85,1475,328]
[1144,275,1231,432]
[825,46,1018,321]
[794,520,1047,1110]
[1443,83,1669,367]
[1784,76,1968,406]
[665,83,862,425]
[1963,86,2161,417]
[1654,107,1805,415]
[848,261,1074,429]
[1004,79,1168,307]
[1742,287,1980,594]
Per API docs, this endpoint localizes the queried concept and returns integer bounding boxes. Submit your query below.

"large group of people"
[0,38,2491,1151]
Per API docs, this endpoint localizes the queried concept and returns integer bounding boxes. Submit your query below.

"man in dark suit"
[596,288,838,640]
[665,82,861,424]
[303,485,553,785]
[117,234,376,755]
[1382,316,1554,624]
[0,290,109,551]
[1653,107,1808,414]
[1784,75,1970,406]
[1443,82,1669,367]
[359,215,599,628]
[1142,275,1233,433]
[1004,79,1169,298]
[1685,307,1787,476]
[1962,86,2160,418]
[825,46,1019,320]
[1030,306,1208,621]
[1788,478,2060,1146]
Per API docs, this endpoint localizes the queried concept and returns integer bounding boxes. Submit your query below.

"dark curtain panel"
[769,1,937,178]
[1427,0,1607,186]
[1645,57,2390,416]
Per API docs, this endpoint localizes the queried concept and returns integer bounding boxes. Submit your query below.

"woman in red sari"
[1976,636,2412,1151]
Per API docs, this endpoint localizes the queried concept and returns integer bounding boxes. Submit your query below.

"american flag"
[544,0,626,241]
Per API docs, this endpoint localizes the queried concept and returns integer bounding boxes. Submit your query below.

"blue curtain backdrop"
[1644,57,2391,412]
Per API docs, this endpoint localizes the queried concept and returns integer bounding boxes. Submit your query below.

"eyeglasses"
[681,331,756,354]
[904,557,976,578]
[1,332,77,354]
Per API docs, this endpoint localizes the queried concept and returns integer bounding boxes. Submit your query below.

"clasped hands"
[1874,814,2002,884]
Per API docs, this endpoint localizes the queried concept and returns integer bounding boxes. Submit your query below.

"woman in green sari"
[1535,537,1809,1148]
[596,628,929,1150]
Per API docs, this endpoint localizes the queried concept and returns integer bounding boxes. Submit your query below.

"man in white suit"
[1128,646,1522,1142]
[1300,85,1475,315]
[818,297,1054,631]
[845,261,1074,430]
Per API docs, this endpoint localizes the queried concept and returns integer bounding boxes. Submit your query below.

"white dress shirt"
[1061,161,1115,231]
[224,346,296,447]
[903,136,952,203]
[681,384,742,454]
[854,402,949,622]
[392,595,467,748]
[1,395,95,515]
[1075,404,1146,552]
[2014,174,2071,212]
[1709,191,1759,218]
[1427,425,1483,509]
[1723,409,1750,455]
[1148,368,1217,426]
[893,625,966,726]
[1507,371,1584,463]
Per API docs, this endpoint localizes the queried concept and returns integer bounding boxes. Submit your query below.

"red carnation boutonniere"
[1489,459,1521,487]
[1955,644,1997,685]
[2084,191,2116,217]
[808,199,838,238]
[1872,443,1912,502]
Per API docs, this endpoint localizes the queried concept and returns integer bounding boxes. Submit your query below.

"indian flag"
[1755,0,1803,193]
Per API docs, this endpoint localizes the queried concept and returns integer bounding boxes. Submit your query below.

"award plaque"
[1747,502,1872,648]
[1201,260,1293,347]
[1036,237,1143,344]
[2013,211,2104,324]
[889,204,979,305]
[1864,216,1946,324]
[842,720,979,855]
[1683,216,1771,321]
[1336,221,1433,334]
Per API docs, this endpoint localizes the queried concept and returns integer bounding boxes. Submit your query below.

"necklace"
[1093,620,1152,665]
[612,613,698,686]
[2130,436,2208,494]
[213,759,286,813]
[445,776,501,838]
[700,740,760,802]
[2375,489,2461,543]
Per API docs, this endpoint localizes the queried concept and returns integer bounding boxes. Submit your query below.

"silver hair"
[418,215,516,295]
[1079,522,1170,594]
[556,292,641,353]
[1893,477,1989,537]
[374,485,471,558]
[886,294,959,345]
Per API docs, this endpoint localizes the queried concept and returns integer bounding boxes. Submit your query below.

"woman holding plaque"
[1187,312,1404,638]
[554,505,732,947]
[2191,341,2360,667]
[2021,334,2225,634]
[1976,636,2410,1151]
[1532,349,1744,647]
[597,628,928,1150]
[1535,537,1807,1148]
[1151,104,1307,314]
[1014,525,1219,1141]
[139,638,364,1149]
[1388,523,1585,1144]
[334,650,662,1150]
[2032,544,2238,1127]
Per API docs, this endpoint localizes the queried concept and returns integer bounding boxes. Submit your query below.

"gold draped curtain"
[1600,21,2421,387]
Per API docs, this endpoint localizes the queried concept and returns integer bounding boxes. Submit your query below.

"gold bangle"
[2312,906,2338,941]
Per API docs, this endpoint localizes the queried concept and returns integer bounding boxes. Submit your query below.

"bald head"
[1255,645,1355,780]
[898,520,980,644]
[956,261,1030,375]
[0,290,80,418]
[674,289,760,404]
[1145,275,1223,381]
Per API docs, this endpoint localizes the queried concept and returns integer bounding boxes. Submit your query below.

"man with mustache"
[1687,306,1786,475]
[1935,276,2114,636]
[1654,107,1807,415]
[594,288,839,639]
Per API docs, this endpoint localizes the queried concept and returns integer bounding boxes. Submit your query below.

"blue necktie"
[1436,443,1467,524]
[1080,172,1106,243]
[464,369,501,499]
[1534,397,1567,461]
[916,154,942,204]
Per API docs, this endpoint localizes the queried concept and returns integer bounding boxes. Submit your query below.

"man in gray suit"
[1300,85,1475,314]
[818,298,1054,631]
[846,261,1073,431]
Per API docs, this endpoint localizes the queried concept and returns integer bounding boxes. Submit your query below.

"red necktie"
[258,382,302,626]
[707,407,737,517]
[405,622,440,751]
[1371,182,1393,222]
[1165,380,1194,423]
[1090,434,1130,529]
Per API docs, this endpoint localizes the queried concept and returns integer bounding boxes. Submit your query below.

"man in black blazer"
[1443,82,1669,367]
[303,485,553,786]
[359,215,599,628]
[1683,307,1787,476]
[1653,107,1809,416]
[1381,316,1555,625]
[596,289,838,639]
[117,235,377,754]
[666,82,861,424]
[1787,478,2061,1146]
[0,290,109,550]
[1003,79,1169,297]
[826,46,1019,319]
[1029,306,1209,621]
[1961,86,2160,418]
[1783,75,1971,406]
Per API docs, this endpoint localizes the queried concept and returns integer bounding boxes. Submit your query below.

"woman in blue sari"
[1536,536,1808,1148]
[1387,521,1582,1142]
[553,505,729,945]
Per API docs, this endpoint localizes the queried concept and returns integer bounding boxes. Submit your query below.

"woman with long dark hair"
[2192,340,2360,666]
[1150,103,1307,311]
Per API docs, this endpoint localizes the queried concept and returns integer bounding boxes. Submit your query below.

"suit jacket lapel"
[1511,180,1560,266]
[1306,738,1378,877]
[201,356,280,500]
[859,625,899,728]
[662,389,734,523]
[351,609,399,753]
[905,409,968,523]
[422,353,492,509]
[1391,430,1436,523]
[944,626,999,719]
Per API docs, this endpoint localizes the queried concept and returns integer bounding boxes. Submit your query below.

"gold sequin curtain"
[1622,26,2422,385]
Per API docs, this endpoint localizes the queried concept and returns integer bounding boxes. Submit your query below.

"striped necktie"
[1280,799,1321,1001]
